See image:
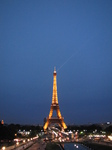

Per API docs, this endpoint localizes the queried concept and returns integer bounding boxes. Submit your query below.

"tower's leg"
[56,108,62,118]
[61,120,67,129]
[48,107,53,118]
[43,119,49,130]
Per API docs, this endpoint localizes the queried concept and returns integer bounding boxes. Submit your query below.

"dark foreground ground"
[45,143,61,150]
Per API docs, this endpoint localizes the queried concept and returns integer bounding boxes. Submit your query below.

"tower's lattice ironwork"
[43,68,67,130]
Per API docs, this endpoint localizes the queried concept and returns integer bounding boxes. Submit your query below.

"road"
[27,141,46,150]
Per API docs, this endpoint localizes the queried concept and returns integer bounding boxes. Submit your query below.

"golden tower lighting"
[43,68,67,130]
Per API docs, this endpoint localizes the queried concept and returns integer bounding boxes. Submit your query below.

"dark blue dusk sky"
[0,0,112,125]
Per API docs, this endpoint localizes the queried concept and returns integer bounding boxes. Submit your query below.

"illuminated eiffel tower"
[43,68,67,130]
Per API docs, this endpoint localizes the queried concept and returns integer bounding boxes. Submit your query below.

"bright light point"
[108,136,112,141]
[76,145,78,148]
[2,147,6,150]
[80,131,83,134]
[23,140,25,143]
[14,139,18,142]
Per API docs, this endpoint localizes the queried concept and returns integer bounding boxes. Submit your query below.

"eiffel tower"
[43,68,67,130]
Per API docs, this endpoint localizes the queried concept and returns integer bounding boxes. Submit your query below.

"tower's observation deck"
[43,68,67,130]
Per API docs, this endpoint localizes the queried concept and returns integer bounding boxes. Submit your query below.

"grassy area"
[45,143,61,150]
[83,142,112,150]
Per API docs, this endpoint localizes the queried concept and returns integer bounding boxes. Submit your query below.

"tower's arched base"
[43,116,67,131]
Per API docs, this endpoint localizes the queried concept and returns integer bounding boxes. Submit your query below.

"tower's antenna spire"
[54,66,56,73]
